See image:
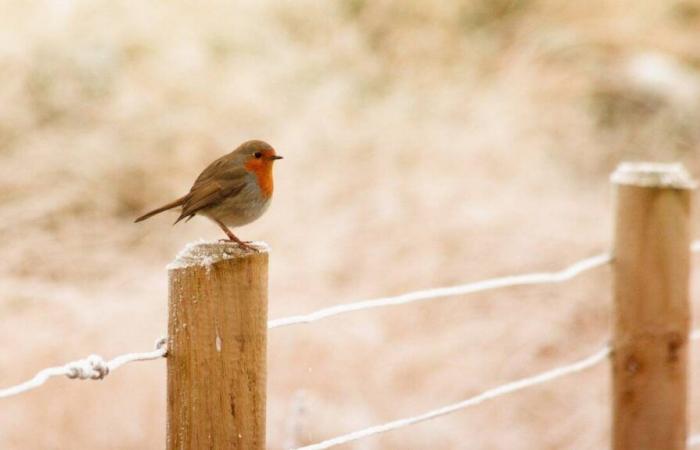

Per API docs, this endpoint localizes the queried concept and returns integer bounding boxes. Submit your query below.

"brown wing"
[174,164,248,224]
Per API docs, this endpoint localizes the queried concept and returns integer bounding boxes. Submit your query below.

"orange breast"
[245,160,274,197]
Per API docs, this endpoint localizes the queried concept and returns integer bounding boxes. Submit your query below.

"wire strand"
[269,252,612,329]
[0,337,167,399]
[293,345,611,450]
[273,240,699,329]
[294,329,700,450]
[0,241,697,402]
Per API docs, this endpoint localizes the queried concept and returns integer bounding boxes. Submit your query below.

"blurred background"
[1,0,699,449]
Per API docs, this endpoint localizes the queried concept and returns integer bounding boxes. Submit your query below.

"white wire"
[272,240,699,329]
[269,253,612,329]
[293,345,611,450]
[294,328,700,450]
[0,241,696,402]
[0,337,167,399]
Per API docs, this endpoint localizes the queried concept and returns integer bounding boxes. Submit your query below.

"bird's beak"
[270,155,283,160]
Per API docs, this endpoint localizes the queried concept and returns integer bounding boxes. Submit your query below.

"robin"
[135,140,282,251]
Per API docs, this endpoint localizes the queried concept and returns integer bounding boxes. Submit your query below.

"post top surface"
[167,240,269,270]
[611,162,696,189]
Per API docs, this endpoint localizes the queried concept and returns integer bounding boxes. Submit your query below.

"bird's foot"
[218,238,259,252]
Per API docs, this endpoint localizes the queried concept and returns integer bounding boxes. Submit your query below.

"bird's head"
[235,140,282,197]
[236,140,283,172]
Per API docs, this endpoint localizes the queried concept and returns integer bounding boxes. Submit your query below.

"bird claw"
[218,239,259,252]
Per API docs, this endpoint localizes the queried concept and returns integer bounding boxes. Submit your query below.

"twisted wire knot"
[64,354,110,380]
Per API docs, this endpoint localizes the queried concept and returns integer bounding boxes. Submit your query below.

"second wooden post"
[167,242,268,450]
[611,163,694,450]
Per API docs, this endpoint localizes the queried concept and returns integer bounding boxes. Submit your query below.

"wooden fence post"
[166,242,268,450]
[611,163,695,450]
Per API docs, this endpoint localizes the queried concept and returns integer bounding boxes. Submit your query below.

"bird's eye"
[254,152,263,159]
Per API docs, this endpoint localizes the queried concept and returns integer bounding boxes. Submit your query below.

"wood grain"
[167,242,268,450]
[611,163,694,450]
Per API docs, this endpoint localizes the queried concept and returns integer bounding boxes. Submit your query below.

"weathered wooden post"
[611,163,695,450]
[167,242,268,450]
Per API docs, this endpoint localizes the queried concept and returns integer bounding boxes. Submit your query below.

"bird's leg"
[213,218,258,252]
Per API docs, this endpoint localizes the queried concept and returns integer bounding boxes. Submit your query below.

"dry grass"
[1,0,700,449]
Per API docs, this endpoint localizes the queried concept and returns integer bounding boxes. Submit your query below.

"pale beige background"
[1,1,699,449]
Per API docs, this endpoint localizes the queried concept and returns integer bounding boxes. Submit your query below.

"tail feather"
[134,196,186,223]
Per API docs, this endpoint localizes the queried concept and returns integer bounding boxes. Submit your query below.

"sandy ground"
[1,1,700,449]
